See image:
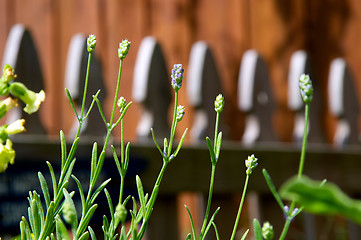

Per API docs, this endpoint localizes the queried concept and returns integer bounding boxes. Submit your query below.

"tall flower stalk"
[278,74,313,240]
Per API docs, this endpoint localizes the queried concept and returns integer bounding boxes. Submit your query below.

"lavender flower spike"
[299,74,313,104]
[171,64,184,91]
[245,154,258,175]
[87,34,96,53]
[118,39,131,60]
[176,105,185,122]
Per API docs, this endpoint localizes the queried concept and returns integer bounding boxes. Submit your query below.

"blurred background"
[1,0,360,142]
[1,0,361,239]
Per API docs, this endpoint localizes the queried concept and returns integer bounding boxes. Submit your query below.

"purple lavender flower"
[171,64,184,91]
[176,105,185,122]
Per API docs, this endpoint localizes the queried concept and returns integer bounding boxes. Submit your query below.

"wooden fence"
[2,1,361,239]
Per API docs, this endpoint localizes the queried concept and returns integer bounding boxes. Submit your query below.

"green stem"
[119,119,125,204]
[75,52,92,138]
[102,59,123,152]
[230,175,249,240]
[279,103,309,240]
[279,215,292,240]
[167,91,179,157]
[298,103,309,178]
[137,161,168,239]
[213,112,219,148]
[200,164,216,239]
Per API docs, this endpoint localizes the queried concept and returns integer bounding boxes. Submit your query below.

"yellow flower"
[6,119,26,135]
[9,82,45,114]
[0,139,15,172]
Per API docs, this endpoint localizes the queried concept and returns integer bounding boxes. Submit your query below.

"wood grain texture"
[0,0,360,143]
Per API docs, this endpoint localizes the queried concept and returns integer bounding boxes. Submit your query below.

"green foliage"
[280,176,361,225]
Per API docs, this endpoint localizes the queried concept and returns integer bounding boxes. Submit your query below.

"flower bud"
[176,105,185,122]
[117,97,127,113]
[0,139,15,172]
[262,222,274,240]
[245,154,258,175]
[6,119,26,135]
[214,94,224,113]
[114,203,127,224]
[118,39,131,60]
[87,34,97,53]
[299,74,313,104]
[1,64,17,84]
[9,82,45,114]
[0,97,18,118]
[171,64,184,91]
[62,199,77,225]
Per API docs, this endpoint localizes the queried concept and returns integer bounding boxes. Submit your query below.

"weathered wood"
[328,58,359,146]
[133,36,171,140]
[2,24,47,135]
[238,50,277,144]
[187,41,223,141]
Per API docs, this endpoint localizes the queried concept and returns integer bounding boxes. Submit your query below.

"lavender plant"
[9,31,359,240]
[15,35,188,240]
[0,64,45,172]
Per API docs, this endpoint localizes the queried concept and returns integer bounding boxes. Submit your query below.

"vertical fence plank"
[2,24,47,135]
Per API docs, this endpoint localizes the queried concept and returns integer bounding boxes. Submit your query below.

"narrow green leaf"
[280,176,361,225]
[119,101,132,120]
[60,130,66,169]
[124,142,130,173]
[38,172,51,209]
[132,197,138,216]
[150,128,163,157]
[206,137,216,166]
[40,201,55,239]
[111,145,122,177]
[212,222,220,240]
[55,215,71,240]
[103,215,109,232]
[65,137,79,170]
[71,175,86,215]
[202,207,220,240]
[65,88,79,120]
[85,89,101,120]
[136,175,146,210]
[63,189,78,228]
[63,159,76,188]
[240,229,249,240]
[123,195,131,206]
[88,226,96,240]
[20,217,32,240]
[79,231,90,240]
[94,96,108,126]
[253,218,263,240]
[90,142,98,182]
[172,128,188,158]
[54,180,69,211]
[46,161,57,198]
[185,205,197,240]
[89,178,111,206]
[27,205,35,238]
[91,150,106,188]
[34,193,45,229]
[104,188,114,217]
[77,204,98,238]
[262,169,285,213]
[186,233,191,240]
[215,131,222,160]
